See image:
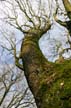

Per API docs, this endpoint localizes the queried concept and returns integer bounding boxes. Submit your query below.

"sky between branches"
[0,0,71,63]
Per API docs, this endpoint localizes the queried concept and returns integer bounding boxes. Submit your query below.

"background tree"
[0,0,71,108]
[0,62,36,108]
[0,31,36,108]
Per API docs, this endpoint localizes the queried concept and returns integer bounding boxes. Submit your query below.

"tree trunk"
[21,27,71,108]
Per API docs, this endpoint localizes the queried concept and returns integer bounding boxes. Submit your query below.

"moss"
[21,31,71,108]
[34,59,71,108]
[42,60,71,108]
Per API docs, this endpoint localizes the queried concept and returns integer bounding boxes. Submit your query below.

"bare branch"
[62,0,71,19]
[54,0,71,35]
[15,0,36,27]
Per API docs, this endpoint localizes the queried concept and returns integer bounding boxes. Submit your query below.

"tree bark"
[20,26,71,108]
[62,0,71,19]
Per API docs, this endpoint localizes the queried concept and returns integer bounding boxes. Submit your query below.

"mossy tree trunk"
[20,25,71,108]
[8,0,71,107]
[20,1,71,107]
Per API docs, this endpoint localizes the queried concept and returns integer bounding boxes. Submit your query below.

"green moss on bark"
[35,60,71,108]
[21,30,71,108]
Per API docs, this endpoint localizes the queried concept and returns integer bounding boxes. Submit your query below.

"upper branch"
[15,0,35,27]
[2,0,51,36]
[54,15,71,35]
[62,0,71,19]
[54,0,71,35]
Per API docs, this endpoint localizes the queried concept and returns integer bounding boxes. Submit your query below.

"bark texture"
[20,26,71,108]
[20,0,71,107]
[62,0,71,19]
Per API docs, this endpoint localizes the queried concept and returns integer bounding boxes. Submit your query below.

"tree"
[0,63,35,108]
[0,32,36,108]
[0,0,71,108]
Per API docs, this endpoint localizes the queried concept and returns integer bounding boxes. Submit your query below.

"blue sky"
[0,18,69,63]
[0,0,71,63]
